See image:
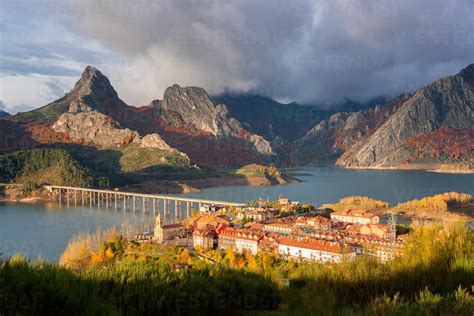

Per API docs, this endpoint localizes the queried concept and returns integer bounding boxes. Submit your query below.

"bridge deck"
[45,185,246,207]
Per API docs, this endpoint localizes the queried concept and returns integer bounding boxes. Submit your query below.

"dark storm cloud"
[67,0,474,105]
[2,0,472,107]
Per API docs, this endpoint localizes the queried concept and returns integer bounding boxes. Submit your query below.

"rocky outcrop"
[157,85,242,137]
[292,99,400,164]
[339,64,474,167]
[52,111,139,148]
[5,65,275,168]
[151,84,274,156]
[139,134,174,151]
[52,110,182,153]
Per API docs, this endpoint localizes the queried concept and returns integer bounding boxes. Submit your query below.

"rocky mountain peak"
[152,84,274,155]
[458,63,474,87]
[162,84,220,115]
[66,66,126,114]
[158,84,240,136]
[70,66,115,97]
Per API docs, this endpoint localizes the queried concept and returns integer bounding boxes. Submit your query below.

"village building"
[188,214,230,230]
[235,230,264,255]
[330,209,380,225]
[216,226,237,251]
[360,224,396,240]
[344,224,362,234]
[244,222,265,231]
[154,215,187,242]
[278,197,291,205]
[216,226,264,255]
[134,231,155,244]
[199,204,227,213]
[238,207,275,222]
[263,222,293,235]
[193,229,216,251]
[295,216,332,230]
[257,233,279,254]
[262,217,297,235]
[277,237,355,263]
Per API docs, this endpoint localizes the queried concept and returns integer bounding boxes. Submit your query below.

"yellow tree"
[246,253,258,270]
[180,248,191,263]
[225,247,235,266]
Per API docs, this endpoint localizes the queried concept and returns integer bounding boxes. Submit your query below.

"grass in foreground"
[1,223,473,315]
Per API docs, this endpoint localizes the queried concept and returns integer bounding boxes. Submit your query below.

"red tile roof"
[332,209,377,219]
[193,228,216,237]
[217,226,264,241]
[278,237,350,254]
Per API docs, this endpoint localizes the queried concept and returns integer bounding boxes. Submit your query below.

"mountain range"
[0,109,9,118]
[1,63,473,182]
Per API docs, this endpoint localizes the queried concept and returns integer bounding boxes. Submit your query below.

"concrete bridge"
[44,185,245,224]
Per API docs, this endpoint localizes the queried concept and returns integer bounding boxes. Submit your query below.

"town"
[136,196,407,263]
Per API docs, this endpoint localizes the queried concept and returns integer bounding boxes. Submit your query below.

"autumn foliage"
[404,128,474,160]
[395,192,473,213]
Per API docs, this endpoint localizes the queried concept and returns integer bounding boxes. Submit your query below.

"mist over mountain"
[294,64,474,169]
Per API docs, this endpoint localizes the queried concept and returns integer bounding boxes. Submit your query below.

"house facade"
[278,237,355,263]
[154,215,186,242]
[193,229,216,251]
[360,224,396,240]
[331,209,379,225]
[216,226,264,255]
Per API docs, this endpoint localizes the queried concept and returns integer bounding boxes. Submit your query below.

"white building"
[278,237,355,263]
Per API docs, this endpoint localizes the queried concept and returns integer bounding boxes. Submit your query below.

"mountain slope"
[213,94,329,142]
[2,66,275,169]
[10,66,129,125]
[149,85,274,156]
[339,64,474,168]
[295,64,474,169]
[292,97,403,164]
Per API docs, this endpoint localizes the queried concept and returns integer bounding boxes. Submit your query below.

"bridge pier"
[46,185,245,222]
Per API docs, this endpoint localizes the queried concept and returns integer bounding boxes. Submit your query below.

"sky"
[1,0,473,114]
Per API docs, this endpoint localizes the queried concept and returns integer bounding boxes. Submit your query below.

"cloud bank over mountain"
[1,0,473,111]
[69,0,474,106]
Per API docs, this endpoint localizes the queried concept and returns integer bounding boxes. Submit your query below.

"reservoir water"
[177,166,474,205]
[1,166,473,261]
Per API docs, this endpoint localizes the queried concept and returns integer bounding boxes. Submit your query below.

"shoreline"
[0,173,300,202]
[123,173,300,194]
[338,163,474,174]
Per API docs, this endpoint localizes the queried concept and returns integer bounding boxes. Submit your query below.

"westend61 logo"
[0,291,44,312]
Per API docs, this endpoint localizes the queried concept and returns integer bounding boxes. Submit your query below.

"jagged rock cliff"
[4,66,274,168]
[52,111,138,148]
[52,109,182,154]
[293,99,402,164]
[66,66,128,115]
[150,84,274,156]
[295,64,474,168]
[339,64,474,167]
